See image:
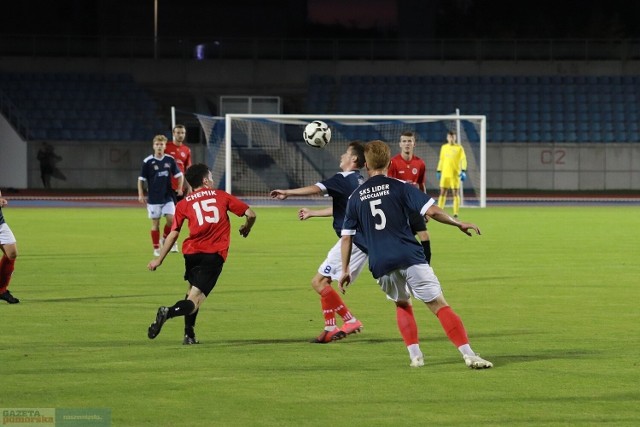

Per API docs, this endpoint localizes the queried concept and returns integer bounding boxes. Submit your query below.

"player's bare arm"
[239,208,257,238]
[176,174,185,197]
[298,206,333,220]
[338,234,354,294]
[270,184,322,200]
[137,180,146,203]
[426,205,481,236]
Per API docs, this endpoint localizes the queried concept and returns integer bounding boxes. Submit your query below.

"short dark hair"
[401,131,415,139]
[349,141,366,168]
[185,163,210,188]
[173,124,186,132]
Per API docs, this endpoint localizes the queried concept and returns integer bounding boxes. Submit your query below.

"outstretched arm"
[270,184,322,200]
[298,206,333,220]
[426,204,481,236]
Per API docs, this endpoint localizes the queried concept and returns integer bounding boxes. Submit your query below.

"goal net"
[193,113,486,207]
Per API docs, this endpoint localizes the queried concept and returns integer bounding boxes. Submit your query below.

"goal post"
[195,113,486,207]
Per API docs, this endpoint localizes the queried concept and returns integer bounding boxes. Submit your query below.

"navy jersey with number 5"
[342,175,435,278]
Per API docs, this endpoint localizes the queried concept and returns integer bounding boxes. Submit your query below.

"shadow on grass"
[25,293,177,302]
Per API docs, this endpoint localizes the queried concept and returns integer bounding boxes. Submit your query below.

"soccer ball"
[303,120,331,148]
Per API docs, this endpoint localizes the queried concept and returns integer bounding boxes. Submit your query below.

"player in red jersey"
[146,163,257,345]
[164,124,192,252]
[387,131,432,264]
[165,124,192,200]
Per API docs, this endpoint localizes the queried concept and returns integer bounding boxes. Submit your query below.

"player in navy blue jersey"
[270,142,367,343]
[138,135,184,256]
[340,140,492,369]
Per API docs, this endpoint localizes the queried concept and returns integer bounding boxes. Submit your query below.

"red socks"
[0,255,16,293]
[163,224,171,239]
[319,286,353,327]
[436,306,469,347]
[151,230,160,249]
[396,304,419,346]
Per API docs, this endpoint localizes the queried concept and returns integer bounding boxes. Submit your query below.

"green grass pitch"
[1,205,639,426]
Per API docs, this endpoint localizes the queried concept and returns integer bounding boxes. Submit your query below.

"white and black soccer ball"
[303,120,331,148]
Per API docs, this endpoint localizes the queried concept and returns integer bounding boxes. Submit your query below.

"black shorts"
[183,253,224,297]
[408,211,427,234]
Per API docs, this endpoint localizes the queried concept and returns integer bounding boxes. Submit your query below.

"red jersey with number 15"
[172,188,249,260]
[165,141,192,190]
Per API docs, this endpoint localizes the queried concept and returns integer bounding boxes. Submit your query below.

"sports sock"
[320,286,354,323]
[185,309,199,338]
[396,304,419,346]
[151,230,160,249]
[0,255,16,293]
[167,299,195,319]
[436,306,469,347]
[163,224,171,240]
[438,194,446,208]
[407,343,422,360]
[457,343,475,357]
[319,287,336,328]
[421,240,431,264]
[453,193,461,216]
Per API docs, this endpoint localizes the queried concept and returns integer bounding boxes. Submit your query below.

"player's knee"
[311,275,329,293]
[395,299,411,308]
[3,246,18,260]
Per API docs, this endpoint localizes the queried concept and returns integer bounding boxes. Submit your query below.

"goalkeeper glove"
[460,171,467,181]
[436,171,441,181]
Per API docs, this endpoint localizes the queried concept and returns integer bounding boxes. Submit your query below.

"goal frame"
[224,113,486,207]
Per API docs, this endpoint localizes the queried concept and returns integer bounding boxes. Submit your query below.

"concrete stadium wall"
[0,115,27,189]
[487,143,640,190]
[12,140,639,191]
[22,141,209,191]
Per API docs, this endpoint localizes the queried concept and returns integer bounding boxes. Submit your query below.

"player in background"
[147,163,256,345]
[270,142,367,343]
[340,140,492,369]
[165,124,192,252]
[138,135,184,257]
[387,131,432,263]
[0,190,20,304]
[436,131,467,218]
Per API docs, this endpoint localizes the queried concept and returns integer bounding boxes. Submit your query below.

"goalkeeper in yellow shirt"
[436,131,467,218]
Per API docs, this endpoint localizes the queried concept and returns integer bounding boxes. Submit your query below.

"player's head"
[152,135,167,155]
[185,163,212,189]
[348,141,366,169]
[172,125,186,144]
[364,140,391,173]
[447,131,457,144]
[399,131,416,153]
